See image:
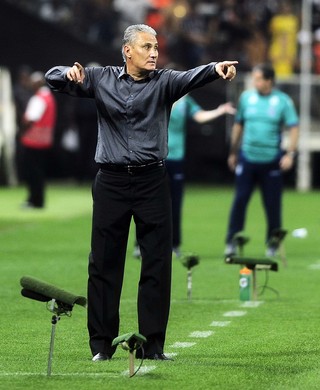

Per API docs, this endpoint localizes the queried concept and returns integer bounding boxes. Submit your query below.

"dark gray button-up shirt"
[45,63,219,164]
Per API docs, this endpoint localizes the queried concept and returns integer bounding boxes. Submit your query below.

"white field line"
[121,365,156,377]
[223,310,247,317]
[188,331,214,338]
[0,372,119,378]
[169,342,196,348]
[210,321,231,327]
[165,352,178,358]
[308,263,320,270]
[1,300,265,378]
[240,301,264,308]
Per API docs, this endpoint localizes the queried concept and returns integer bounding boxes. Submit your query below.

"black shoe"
[143,353,173,361]
[92,352,111,361]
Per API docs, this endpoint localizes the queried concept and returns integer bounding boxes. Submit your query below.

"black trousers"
[166,159,185,248]
[22,146,48,207]
[88,164,172,357]
[226,156,282,244]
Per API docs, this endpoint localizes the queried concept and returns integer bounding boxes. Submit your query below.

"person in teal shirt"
[225,63,299,257]
[166,95,235,257]
[133,95,235,258]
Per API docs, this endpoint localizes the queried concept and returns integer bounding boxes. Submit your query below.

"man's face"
[125,32,158,73]
[252,70,272,95]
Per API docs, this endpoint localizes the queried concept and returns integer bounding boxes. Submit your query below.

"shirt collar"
[118,65,156,81]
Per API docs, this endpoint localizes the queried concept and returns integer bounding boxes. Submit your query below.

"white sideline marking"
[121,365,156,377]
[210,321,231,327]
[0,372,119,378]
[170,342,196,348]
[188,331,213,338]
[223,311,247,317]
[1,296,265,380]
[165,352,178,358]
[240,301,264,308]
[308,263,320,270]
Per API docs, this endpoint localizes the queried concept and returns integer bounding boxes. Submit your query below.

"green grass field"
[0,183,319,389]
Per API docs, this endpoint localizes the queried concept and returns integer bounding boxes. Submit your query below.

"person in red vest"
[20,71,57,208]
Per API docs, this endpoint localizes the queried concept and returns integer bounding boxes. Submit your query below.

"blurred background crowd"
[6,0,320,74]
[1,0,320,189]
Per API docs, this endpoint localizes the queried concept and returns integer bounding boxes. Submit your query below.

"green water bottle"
[239,267,252,301]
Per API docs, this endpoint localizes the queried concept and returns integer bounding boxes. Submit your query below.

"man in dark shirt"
[45,24,237,362]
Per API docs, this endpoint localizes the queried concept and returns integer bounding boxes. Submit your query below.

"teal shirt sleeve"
[282,94,299,127]
[167,95,202,160]
[186,95,202,119]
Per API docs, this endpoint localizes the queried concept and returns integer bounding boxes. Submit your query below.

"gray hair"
[121,24,157,62]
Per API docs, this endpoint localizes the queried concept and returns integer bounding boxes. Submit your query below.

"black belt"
[99,160,164,175]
